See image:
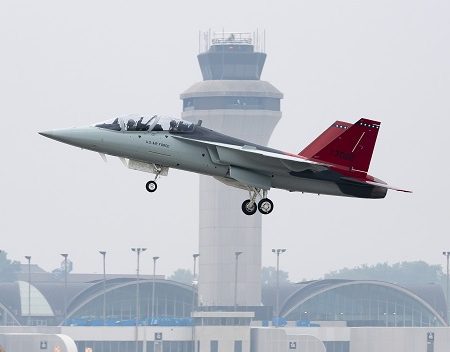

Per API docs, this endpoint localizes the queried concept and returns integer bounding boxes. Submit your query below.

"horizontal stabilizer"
[365,181,412,193]
[342,177,412,193]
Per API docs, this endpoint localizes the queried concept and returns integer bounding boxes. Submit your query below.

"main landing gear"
[241,188,274,215]
[145,165,163,193]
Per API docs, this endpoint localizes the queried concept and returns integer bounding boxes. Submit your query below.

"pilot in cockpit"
[136,117,150,131]
[127,119,136,131]
[136,117,144,130]
[169,119,178,132]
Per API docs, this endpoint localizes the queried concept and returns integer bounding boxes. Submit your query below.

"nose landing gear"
[145,180,157,192]
[145,165,163,193]
[241,188,274,215]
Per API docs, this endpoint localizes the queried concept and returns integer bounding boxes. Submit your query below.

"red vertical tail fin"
[300,118,381,174]
[299,121,353,159]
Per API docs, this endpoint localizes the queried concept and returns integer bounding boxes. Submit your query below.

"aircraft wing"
[173,135,412,193]
[172,135,330,174]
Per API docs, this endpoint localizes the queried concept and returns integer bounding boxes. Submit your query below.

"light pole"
[192,254,199,311]
[443,251,450,323]
[151,256,159,324]
[99,251,107,325]
[192,253,199,352]
[60,253,68,324]
[234,251,243,310]
[25,255,31,326]
[131,247,146,352]
[272,248,286,326]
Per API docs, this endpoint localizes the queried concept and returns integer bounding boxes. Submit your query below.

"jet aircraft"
[40,115,409,215]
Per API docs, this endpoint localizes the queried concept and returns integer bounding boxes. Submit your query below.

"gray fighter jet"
[40,115,409,215]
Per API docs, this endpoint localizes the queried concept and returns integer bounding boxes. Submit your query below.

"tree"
[169,268,193,285]
[262,266,290,286]
[324,261,444,286]
[0,251,20,282]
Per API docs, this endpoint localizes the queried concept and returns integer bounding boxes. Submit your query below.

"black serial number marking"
[333,149,353,161]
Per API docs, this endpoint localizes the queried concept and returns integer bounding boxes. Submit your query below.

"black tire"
[258,198,274,215]
[145,180,157,193]
[241,199,257,215]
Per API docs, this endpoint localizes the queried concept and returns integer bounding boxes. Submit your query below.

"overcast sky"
[0,0,449,282]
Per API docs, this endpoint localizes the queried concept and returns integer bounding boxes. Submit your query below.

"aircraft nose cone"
[39,127,99,150]
[38,129,76,143]
[39,131,55,139]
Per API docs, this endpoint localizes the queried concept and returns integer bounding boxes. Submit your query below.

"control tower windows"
[183,96,280,111]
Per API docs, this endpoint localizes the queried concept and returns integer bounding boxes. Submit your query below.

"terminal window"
[234,340,242,352]
[210,340,218,352]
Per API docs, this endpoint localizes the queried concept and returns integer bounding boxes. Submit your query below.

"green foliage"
[262,266,290,286]
[324,261,444,285]
[0,251,20,282]
[169,268,193,285]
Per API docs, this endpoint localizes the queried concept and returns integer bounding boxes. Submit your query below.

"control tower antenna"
[199,30,266,54]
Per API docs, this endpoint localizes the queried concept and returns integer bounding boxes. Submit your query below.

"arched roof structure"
[280,280,447,327]
[1,278,446,328]
[17,281,54,317]
[64,279,195,325]
[0,279,195,326]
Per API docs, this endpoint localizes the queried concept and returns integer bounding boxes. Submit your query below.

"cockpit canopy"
[94,115,196,133]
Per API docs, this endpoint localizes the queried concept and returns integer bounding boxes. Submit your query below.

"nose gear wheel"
[146,180,157,192]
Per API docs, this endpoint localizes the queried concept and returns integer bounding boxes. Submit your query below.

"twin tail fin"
[299,118,380,174]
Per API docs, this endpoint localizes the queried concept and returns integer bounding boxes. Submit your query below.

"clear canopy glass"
[94,115,196,133]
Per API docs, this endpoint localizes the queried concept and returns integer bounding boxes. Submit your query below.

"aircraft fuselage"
[40,125,387,200]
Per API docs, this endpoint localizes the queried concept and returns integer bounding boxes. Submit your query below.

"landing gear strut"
[145,165,163,193]
[241,188,274,215]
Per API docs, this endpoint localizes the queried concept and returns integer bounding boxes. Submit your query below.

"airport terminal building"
[1,273,447,329]
[0,271,449,351]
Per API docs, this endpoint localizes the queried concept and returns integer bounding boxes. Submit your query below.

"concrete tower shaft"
[181,32,282,307]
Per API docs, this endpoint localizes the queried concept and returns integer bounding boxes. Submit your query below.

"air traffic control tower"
[181,32,283,308]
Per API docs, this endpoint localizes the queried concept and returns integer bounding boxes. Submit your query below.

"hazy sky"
[1,0,449,282]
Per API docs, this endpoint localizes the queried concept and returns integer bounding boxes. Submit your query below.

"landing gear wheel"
[145,180,157,193]
[258,198,274,215]
[241,200,257,216]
